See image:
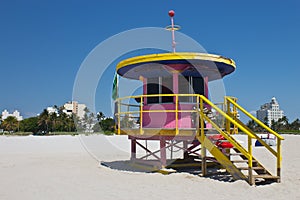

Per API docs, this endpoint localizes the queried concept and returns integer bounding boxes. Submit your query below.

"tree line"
[246,116,300,132]
[3,107,299,134]
[0,107,115,135]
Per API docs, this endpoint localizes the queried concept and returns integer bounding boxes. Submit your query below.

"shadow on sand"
[100,159,235,183]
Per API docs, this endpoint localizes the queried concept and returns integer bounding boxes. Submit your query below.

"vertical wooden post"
[131,138,137,160]
[200,97,207,176]
[160,137,167,168]
[204,77,209,98]
[140,96,143,135]
[226,98,231,134]
[201,147,207,176]
[142,77,147,105]
[248,135,254,185]
[232,98,238,134]
[183,141,188,159]
[196,95,200,135]
[175,95,179,135]
[117,99,121,135]
[277,139,281,182]
[173,72,179,135]
[173,72,179,96]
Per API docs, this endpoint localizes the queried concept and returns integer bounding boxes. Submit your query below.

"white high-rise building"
[1,110,23,121]
[256,97,284,127]
[63,101,87,119]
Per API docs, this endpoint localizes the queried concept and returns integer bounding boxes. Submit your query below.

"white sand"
[0,134,299,200]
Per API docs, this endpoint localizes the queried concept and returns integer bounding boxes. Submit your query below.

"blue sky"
[0,0,299,122]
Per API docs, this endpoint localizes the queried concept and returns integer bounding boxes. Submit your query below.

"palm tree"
[71,113,81,132]
[38,109,50,133]
[49,112,58,132]
[1,116,18,133]
[271,119,279,131]
[97,112,105,122]
[263,117,269,127]
[291,118,300,130]
[281,116,289,130]
[66,115,76,132]
[58,112,69,131]
[246,120,256,131]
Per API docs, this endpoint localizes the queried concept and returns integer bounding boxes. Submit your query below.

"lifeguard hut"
[114,10,284,185]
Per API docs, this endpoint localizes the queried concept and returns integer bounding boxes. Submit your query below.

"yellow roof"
[116,52,236,81]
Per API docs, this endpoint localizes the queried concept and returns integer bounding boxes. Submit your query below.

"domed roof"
[116,52,236,81]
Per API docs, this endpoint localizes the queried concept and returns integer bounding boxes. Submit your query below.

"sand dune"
[0,134,299,200]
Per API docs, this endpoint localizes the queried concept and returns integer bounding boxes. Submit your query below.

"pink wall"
[142,103,195,128]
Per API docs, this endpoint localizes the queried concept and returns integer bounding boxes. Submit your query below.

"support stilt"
[160,137,167,168]
[183,141,188,159]
[201,146,207,176]
[131,138,136,160]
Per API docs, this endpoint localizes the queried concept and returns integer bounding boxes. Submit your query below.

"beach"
[0,134,299,200]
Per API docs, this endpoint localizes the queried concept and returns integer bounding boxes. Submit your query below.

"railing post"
[277,139,282,182]
[226,97,231,134]
[196,95,200,136]
[117,99,121,135]
[200,97,205,141]
[200,97,207,176]
[140,96,143,135]
[232,98,238,134]
[175,94,179,135]
[248,135,253,185]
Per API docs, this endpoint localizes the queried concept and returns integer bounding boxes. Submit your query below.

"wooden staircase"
[230,146,280,184]
[196,96,284,185]
[197,133,280,185]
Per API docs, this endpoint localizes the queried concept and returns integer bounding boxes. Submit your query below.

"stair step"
[237,166,264,170]
[226,153,243,156]
[252,175,280,179]
[231,153,243,156]
[231,160,257,163]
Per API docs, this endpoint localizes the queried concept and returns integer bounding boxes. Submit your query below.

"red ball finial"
[168,10,175,17]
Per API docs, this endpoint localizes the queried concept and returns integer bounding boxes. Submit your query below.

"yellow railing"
[226,97,239,134]
[198,95,254,180]
[115,94,227,132]
[115,94,203,135]
[225,96,284,178]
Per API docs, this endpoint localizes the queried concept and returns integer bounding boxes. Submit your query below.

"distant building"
[1,110,23,121]
[47,107,58,114]
[63,101,86,119]
[256,97,284,127]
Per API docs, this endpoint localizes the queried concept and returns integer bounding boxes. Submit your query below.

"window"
[178,76,204,102]
[146,76,205,104]
[147,77,159,104]
[147,77,173,104]
[162,77,173,103]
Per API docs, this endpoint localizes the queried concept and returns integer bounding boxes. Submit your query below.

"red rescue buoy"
[216,141,234,149]
[208,134,225,141]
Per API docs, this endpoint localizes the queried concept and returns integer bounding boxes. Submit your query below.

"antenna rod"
[169,10,176,53]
